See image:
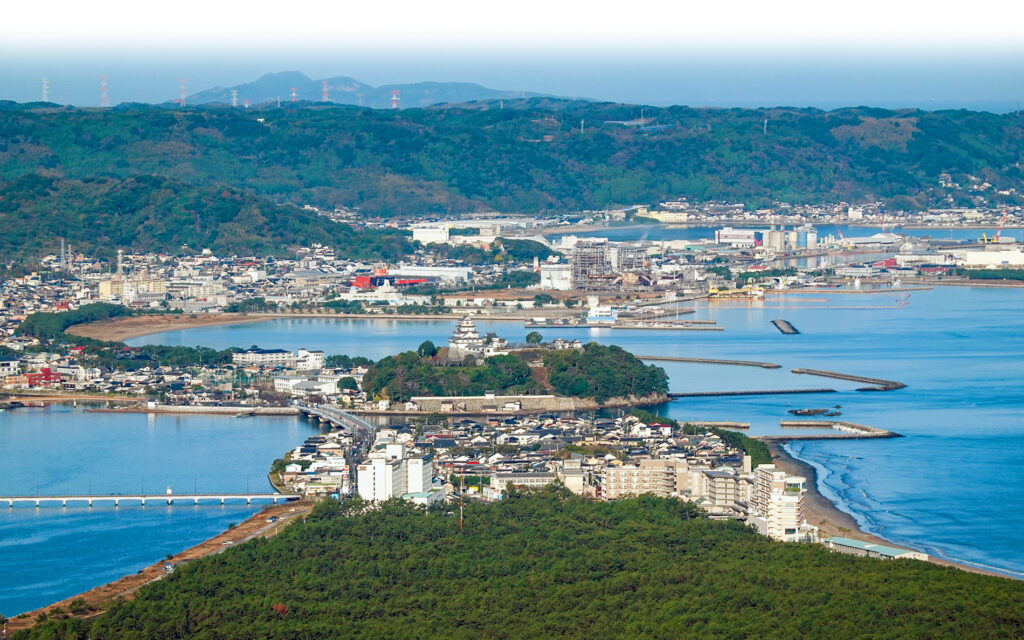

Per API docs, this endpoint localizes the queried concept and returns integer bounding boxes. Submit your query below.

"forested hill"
[0,174,411,262]
[1,101,1022,219]
[14,490,1024,639]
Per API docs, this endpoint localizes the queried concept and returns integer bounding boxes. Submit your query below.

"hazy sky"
[2,0,1023,110]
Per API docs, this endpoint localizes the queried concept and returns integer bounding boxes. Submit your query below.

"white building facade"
[749,464,809,541]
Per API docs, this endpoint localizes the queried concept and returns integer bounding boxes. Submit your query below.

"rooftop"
[824,537,920,558]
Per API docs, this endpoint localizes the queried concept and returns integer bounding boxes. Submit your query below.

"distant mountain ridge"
[187,71,553,108]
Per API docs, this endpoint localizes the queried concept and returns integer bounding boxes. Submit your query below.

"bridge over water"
[295,403,376,435]
[3,493,301,508]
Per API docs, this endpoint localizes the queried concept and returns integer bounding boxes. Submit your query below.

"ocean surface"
[0,410,321,616]
[128,285,1024,577]
[2,284,1021,615]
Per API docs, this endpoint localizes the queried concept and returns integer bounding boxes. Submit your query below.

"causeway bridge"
[3,493,301,508]
[296,403,376,435]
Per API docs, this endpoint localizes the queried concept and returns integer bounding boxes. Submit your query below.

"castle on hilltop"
[447,317,509,360]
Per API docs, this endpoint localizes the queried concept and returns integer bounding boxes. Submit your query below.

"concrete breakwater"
[759,420,901,441]
[791,368,907,391]
[685,421,750,430]
[639,355,782,369]
[87,405,300,416]
[771,319,800,334]
[669,388,836,398]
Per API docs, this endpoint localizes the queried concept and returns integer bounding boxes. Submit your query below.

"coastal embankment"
[2,500,315,633]
[87,405,299,416]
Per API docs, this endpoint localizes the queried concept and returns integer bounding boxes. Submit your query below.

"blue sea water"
[128,285,1024,577]
[0,409,321,616]
[2,285,1021,615]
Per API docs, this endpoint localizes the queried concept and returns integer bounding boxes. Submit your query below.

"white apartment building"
[357,444,441,503]
[749,464,808,541]
[295,348,326,371]
[357,457,407,502]
[491,472,557,493]
[232,348,295,367]
[411,224,450,245]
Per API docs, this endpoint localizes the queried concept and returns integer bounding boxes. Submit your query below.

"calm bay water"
[2,285,1021,615]
[129,285,1024,577]
[0,409,321,616]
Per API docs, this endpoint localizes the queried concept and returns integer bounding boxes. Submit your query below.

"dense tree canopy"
[2,102,1021,226]
[17,303,132,340]
[0,174,412,263]
[543,343,669,402]
[15,489,1024,639]
[361,351,540,402]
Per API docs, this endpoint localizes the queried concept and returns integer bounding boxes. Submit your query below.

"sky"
[2,0,1023,111]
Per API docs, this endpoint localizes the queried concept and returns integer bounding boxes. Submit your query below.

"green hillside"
[0,173,411,262]
[2,101,1022,220]
[15,490,1024,639]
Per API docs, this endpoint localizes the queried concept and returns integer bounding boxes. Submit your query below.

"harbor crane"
[980,211,1008,244]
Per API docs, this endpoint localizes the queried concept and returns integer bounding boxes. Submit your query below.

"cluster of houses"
[280,409,815,544]
[426,413,814,541]
[278,431,355,498]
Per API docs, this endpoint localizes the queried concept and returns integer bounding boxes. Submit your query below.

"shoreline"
[4,428,1007,629]
[766,441,1006,579]
[67,311,547,342]
[65,282,1024,344]
[2,499,316,631]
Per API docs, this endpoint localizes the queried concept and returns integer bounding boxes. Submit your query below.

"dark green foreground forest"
[16,490,1024,639]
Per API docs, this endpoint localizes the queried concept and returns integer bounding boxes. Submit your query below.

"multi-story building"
[749,464,808,541]
[231,348,296,368]
[571,240,613,289]
[602,459,692,499]
[295,348,326,371]
[357,444,442,504]
[357,457,407,502]
[491,472,557,493]
[0,359,20,376]
[702,468,743,507]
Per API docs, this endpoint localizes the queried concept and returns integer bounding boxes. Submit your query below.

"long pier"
[669,388,836,398]
[3,493,300,508]
[791,368,906,391]
[759,420,901,441]
[639,356,782,369]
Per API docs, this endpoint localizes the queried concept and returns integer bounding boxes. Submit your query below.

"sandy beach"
[66,313,272,342]
[765,441,1003,577]
[65,309,568,343]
